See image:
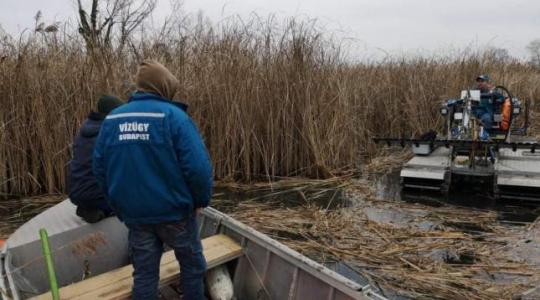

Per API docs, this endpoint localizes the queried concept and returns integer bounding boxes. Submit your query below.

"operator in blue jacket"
[93,60,213,300]
[474,75,504,140]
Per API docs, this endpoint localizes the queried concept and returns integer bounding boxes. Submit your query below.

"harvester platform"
[375,138,540,202]
[400,147,450,192]
[496,147,540,201]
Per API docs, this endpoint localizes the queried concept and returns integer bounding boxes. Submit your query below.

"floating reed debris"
[362,149,413,177]
[229,194,540,300]
[215,175,353,207]
[0,195,63,238]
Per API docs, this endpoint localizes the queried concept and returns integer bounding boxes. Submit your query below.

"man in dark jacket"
[93,60,213,300]
[69,95,123,223]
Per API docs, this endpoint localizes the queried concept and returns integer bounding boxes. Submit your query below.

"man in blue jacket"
[474,75,504,140]
[93,60,213,300]
[69,95,123,223]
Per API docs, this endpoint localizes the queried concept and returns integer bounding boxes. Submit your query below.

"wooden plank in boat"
[32,234,242,300]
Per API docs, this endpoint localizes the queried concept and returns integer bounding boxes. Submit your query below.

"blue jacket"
[93,92,213,225]
[475,89,505,116]
[69,112,112,213]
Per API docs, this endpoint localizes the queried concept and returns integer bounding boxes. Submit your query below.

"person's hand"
[195,207,204,214]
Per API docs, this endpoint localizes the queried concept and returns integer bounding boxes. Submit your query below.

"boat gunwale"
[202,207,382,300]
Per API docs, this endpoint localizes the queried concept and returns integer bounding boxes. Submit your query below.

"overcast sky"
[2,0,539,60]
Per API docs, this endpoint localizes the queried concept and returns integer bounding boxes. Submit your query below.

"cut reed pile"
[213,175,355,214]
[1,14,540,199]
[229,198,540,300]
[222,154,540,299]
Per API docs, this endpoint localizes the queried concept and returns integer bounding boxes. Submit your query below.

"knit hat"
[97,95,123,114]
[135,60,179,100]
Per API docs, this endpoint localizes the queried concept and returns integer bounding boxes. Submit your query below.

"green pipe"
[39,228,59,300]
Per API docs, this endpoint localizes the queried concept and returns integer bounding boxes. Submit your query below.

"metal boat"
[1,200,385,300]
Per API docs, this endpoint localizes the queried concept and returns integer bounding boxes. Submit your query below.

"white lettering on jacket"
[119,122,150,133]
[118,122,151,141]
[118,133,150,141]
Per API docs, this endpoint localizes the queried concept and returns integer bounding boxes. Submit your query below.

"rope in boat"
[243,250,272,299]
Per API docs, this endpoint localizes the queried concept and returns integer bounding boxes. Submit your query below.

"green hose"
[39,228,59,300]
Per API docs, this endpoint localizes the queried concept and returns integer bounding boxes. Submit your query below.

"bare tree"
[485,47,511,62]
[76,0,156,52]
[117,0,156,52]
[526,39,540,67]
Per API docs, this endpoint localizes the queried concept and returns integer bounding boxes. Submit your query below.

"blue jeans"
[479,112,493,131]
[473,108,493,132]
[127,216,207,300]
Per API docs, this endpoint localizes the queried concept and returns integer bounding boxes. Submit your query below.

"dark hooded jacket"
[69,112,111,212]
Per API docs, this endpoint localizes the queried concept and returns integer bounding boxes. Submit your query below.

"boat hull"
[1,200,381,300]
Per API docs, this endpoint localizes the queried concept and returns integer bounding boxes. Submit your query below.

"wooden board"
[32,234,242,300]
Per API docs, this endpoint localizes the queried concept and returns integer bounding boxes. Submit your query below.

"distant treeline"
[1,15,540,198]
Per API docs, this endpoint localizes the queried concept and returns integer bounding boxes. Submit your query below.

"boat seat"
[31,234,242,300]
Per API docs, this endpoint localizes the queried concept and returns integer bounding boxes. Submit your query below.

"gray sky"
[2,0,539,60]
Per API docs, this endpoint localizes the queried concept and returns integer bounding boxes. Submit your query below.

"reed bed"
[1,15,540,200]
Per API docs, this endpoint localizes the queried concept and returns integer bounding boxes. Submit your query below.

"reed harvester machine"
[374,86,540,201]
